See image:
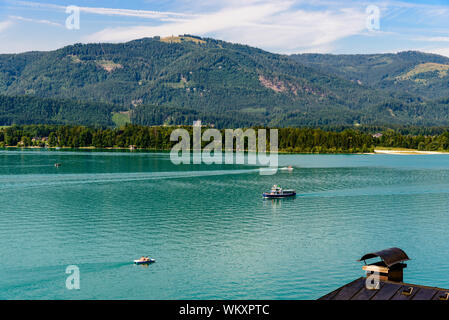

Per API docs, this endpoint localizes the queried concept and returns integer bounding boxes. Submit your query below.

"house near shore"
[319,247,449,300]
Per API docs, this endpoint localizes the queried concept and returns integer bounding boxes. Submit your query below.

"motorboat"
[263,185,296,198]
[134,257,156,264]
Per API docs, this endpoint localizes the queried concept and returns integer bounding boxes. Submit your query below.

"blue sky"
[0,0,448,56]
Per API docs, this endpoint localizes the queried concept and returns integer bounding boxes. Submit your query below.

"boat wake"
[0,169,261,190]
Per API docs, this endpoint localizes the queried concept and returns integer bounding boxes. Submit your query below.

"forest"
[2,124,449,153]
[2,36,449,128]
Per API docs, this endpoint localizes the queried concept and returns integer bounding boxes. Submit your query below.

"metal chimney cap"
[358,247,410,267]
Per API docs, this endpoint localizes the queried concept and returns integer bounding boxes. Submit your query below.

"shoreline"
[2,145,448,155]
[374,148,448,155]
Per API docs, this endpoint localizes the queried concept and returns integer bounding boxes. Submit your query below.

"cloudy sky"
[0,0,448,56]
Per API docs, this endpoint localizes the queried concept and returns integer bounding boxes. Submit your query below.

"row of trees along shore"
[2,124,449,153]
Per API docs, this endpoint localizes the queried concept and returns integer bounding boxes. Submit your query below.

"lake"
[1,149,449,299]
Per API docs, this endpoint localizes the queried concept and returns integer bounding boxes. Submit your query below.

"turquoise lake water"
[1,149,449,299]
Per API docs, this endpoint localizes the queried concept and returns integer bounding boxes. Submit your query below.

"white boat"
[280,166,293,171]
[134,258,156,264]
[263,185,296,198]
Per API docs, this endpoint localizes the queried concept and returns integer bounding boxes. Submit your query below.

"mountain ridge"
[0,35,448,127]
[290,50,449,99]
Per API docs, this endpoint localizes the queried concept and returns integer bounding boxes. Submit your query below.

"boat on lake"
[263,185,296,198]
[134,257,156,264]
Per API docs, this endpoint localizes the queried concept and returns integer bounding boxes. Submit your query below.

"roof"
[358,247,410,267]
[319,277,449,300]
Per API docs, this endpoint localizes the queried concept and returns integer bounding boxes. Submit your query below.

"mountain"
[0,94,117,126]
[290,51,449,99]
[0,35,449,127]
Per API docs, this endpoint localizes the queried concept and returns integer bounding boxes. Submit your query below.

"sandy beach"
[374,149,447,155]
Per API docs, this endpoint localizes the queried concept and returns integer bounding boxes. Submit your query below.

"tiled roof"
[319,277,449,300]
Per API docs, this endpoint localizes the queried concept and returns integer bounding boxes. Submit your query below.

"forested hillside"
[290,51,449,99]
[0,94,117,126]
[0,35,448,127]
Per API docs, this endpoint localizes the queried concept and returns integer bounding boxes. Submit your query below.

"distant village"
[16,136,48,148]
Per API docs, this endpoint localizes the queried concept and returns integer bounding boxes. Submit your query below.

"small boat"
[263,185,296,198]
[280,166,293,172]
[134,258,156,265]
[54,163,61,167]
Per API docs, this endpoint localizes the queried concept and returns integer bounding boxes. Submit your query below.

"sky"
[0,0,448,56]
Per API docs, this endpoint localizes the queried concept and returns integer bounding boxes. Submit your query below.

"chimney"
[358,247,410,282]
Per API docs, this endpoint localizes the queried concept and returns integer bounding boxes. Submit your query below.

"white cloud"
[13,0,195,20]
[8,0,447,54]
[77,6,194,20]
[0,20,14,33]
[9,15,62,27]
[85,1,367,53]
[424,48,449,58]
[422,37,449,42]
